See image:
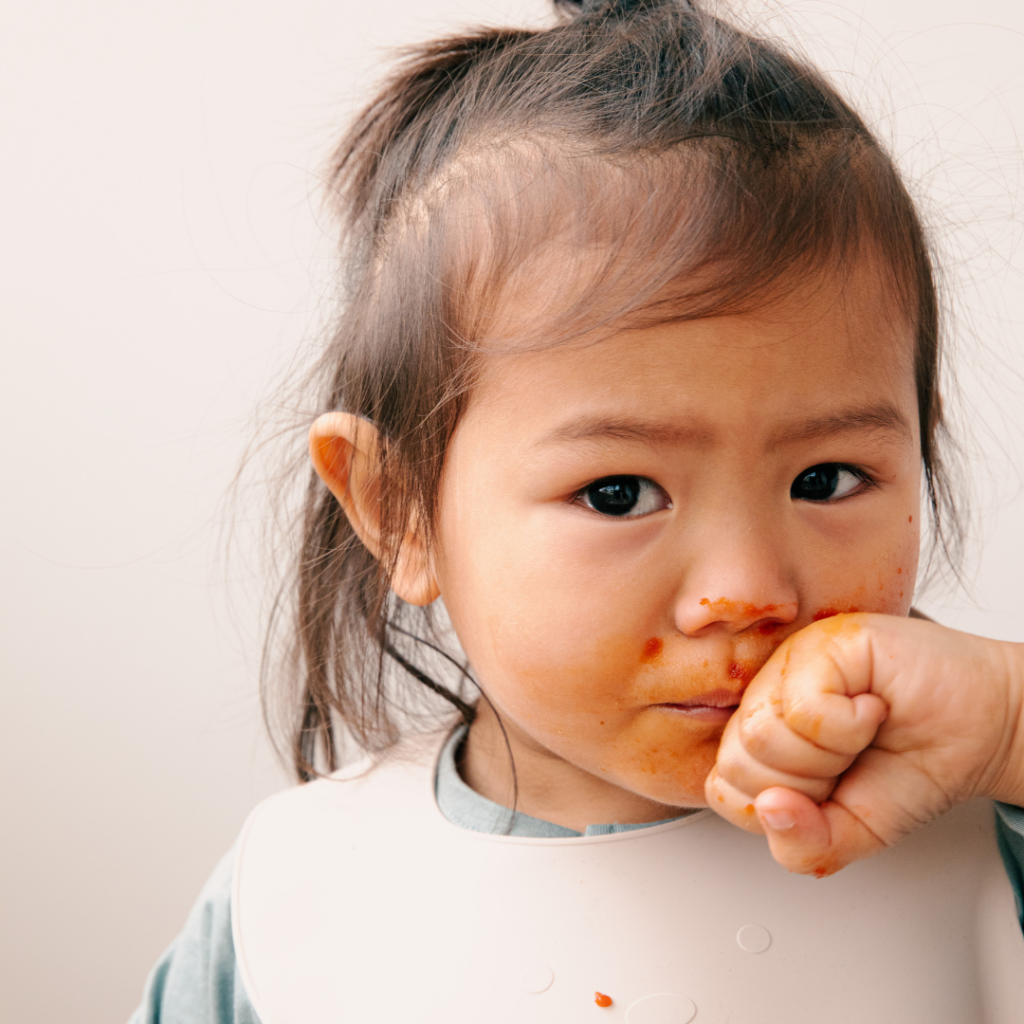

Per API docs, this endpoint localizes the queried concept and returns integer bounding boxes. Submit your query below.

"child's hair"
[266,0,957,780]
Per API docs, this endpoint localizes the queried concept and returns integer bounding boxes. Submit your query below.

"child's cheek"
[484,625,651,719]
[812,564,917,621]
[813,528,920,618]
[483,627,743,806]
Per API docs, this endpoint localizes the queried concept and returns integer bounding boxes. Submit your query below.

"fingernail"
[760,808,796,831]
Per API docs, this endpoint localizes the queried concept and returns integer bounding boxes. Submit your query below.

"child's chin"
[616,745,718,810]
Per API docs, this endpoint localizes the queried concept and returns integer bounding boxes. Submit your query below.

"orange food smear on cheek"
[640,636,664,663]
[812,606,861,622]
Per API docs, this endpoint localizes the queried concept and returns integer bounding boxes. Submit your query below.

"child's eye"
[579,476,671,517]
[790,463,867,502]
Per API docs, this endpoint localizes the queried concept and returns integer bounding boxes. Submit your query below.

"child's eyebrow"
[533,417,713,449]
[533,404,911,450]
[770,404,912,446]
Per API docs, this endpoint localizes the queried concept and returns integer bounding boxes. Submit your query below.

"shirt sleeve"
[995,802,1024,931]
[127,846,262,1024]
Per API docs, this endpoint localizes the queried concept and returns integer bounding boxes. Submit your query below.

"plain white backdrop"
[2,1,1023,1021]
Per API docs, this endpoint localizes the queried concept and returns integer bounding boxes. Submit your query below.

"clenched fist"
[706,613,1024,876]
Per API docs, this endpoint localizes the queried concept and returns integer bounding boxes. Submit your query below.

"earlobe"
[308,413,440,607]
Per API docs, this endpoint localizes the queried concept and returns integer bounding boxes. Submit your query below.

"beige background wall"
[2,2,1023,1021]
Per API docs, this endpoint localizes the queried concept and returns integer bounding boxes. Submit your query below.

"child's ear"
[308,413,440,607]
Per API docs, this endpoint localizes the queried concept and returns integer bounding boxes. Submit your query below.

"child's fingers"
[714,727,837,805]
[773,619,889,755]
[704,765,767,833]
[785,689,889,755]
[735,685,859,779]
[754,786,887,876]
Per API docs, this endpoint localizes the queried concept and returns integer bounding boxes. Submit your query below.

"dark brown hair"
[264,0,957,780]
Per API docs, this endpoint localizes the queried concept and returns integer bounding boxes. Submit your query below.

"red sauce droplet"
[812,606,861,622]
[728,661,754,682]
[595,993,613,1008]
[908,515,913,523]
[896,567,902,575]
[641,636,664,662]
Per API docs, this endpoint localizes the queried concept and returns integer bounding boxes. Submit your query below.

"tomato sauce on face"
[812,606,861,622]
[640,636,664,663]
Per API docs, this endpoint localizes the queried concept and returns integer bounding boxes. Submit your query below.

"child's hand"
[705,614,1024,876]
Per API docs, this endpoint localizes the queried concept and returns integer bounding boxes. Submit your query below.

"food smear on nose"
[640,636,664,663]
[700,597,782,619]
[594,992,613,1007]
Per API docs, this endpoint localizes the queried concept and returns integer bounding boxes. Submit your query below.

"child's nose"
[672,545,799,637]
[674,593,799,636]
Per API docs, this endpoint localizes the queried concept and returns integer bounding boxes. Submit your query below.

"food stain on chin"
[624,732,719,804]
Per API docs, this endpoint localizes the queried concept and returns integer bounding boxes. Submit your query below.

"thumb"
[755,787,887,876]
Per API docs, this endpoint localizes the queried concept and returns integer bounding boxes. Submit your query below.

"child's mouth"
[655,688,742,724]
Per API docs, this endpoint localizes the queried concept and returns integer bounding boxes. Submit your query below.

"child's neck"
[460,701,688,832]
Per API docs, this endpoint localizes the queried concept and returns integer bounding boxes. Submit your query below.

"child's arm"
[706,614,1024,876]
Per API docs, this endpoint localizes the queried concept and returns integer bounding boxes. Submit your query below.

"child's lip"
[658,688,743,709]
[654,688,743,721]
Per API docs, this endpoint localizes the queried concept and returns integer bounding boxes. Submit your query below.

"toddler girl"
[131,0,1024,1021]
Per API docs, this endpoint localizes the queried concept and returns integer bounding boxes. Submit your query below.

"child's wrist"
[979,640,1024,806]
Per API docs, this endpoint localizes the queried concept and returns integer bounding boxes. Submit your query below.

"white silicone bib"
[233,735,1024,1023]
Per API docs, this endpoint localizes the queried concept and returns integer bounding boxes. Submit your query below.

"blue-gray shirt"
[128,729,1024,1024]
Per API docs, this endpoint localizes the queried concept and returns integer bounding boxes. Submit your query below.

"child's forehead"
[481,251,914,369]
[465,264,918,450]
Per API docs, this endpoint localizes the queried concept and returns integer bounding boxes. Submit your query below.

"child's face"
[433,265,921,808]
